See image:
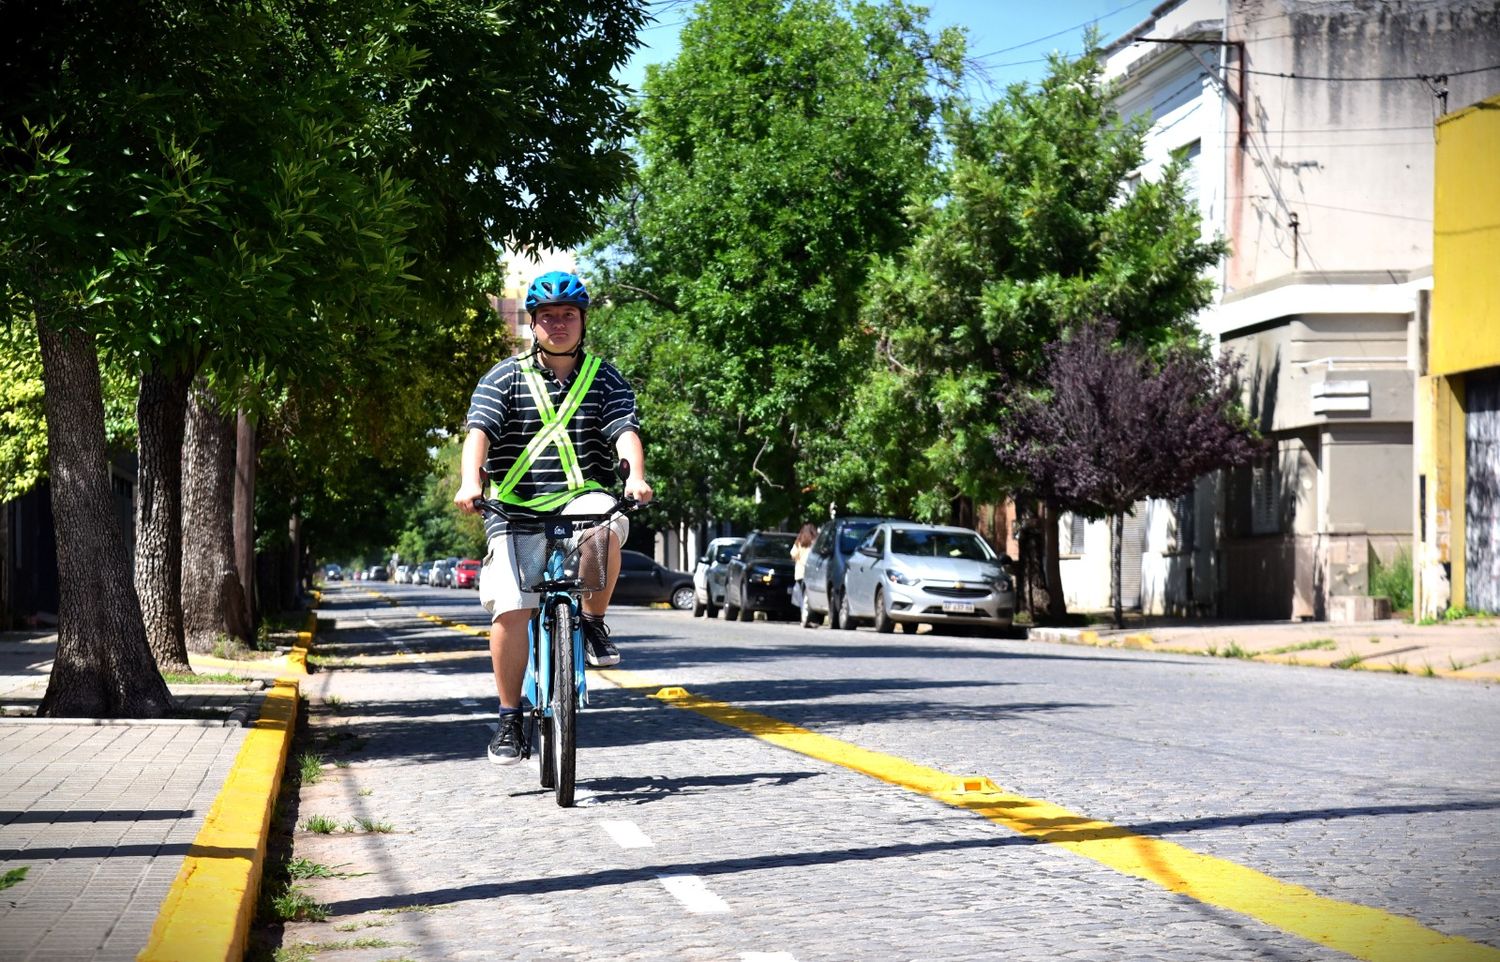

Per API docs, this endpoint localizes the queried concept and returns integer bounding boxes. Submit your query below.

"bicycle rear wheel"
[548,599,577,806]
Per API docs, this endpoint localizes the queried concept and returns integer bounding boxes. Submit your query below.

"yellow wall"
[1431,96,1500,377]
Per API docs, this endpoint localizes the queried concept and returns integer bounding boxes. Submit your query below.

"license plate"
[941,601,975,614]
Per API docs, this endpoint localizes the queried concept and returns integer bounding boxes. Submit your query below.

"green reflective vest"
[489,354,606,512]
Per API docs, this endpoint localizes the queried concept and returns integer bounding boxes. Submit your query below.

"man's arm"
[615,430,653,504]
[454,427,490,513]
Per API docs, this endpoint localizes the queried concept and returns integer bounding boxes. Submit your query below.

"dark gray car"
[801,516,890,628]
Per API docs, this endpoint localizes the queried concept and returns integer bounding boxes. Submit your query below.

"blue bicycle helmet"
[525,271,590,316]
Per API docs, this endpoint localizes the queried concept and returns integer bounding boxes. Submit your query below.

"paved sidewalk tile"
[0,724,247,962]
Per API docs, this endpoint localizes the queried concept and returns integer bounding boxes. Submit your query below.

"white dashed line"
[601,820,654,848]
[656,875,730,914]
[460,699,481,708]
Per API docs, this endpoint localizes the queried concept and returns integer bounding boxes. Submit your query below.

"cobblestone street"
[275,585,1500,962]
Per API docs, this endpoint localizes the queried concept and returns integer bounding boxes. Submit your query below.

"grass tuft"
[1331,652,1365,670]
[162,671,253,685]
[356,817,394,834]
[334,919,390,932]
[266,883,329,922]
[1263,638,1337,656]
[298,753,325,784]
[0,867,28,891]
[303,814,341,834]
[286,857,334,880]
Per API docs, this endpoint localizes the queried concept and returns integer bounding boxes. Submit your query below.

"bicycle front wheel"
[548,599,577,806]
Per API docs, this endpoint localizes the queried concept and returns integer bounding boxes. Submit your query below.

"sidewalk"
[1025,613,1500,682]
[0,616,314,962]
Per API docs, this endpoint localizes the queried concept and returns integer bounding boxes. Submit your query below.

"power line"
[1242,63,1500,83]
[970,0,1155,60]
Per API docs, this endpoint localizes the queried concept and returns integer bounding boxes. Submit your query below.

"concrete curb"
[1024,625,1500,683]
[136,595,318,962]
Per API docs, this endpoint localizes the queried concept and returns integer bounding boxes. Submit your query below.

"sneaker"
[581,617,621,667]
[487,713,527,765]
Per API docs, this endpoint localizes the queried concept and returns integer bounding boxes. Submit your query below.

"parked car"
[452,559,482,589]
[801,516,889,629]
[324,564,343,582]
[840,523,1015,634]
[441,556,461,587]
[428,558,452,587]
[414,562,433,585]
[611,550,695,608]
[692,537,746,618]
[369,565,389,582]
[723,531,798,621]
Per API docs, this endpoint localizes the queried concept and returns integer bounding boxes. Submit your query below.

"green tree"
[1,0,643,714]
[827,44,1225,616]
[589,0,962,527]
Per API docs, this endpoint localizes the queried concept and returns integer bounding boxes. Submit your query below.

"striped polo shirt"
[466,350,639,537]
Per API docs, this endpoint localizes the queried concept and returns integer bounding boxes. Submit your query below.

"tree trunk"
[1019,499,1070,622]
[1042,499,1068,622]
[35,323,173,718]
[181,379,250,652]
[233,409,257,629]
[134,364,194,673]
[286,509,303,610]
[1112,512,1125,629]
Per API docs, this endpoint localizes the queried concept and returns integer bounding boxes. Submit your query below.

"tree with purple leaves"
[996,319,1264,628]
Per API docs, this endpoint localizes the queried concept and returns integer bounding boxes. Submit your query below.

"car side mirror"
[858,545,879,558]
[998,554,1013,568]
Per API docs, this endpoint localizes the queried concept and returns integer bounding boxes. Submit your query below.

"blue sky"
[618,0,1159,103]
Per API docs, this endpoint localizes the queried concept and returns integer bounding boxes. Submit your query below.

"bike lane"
[278,586,1500,962]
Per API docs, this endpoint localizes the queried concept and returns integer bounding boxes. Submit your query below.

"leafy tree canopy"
[820,42,1227,520]
[588,0,963,526]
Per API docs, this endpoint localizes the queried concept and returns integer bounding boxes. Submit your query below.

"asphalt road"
[279,583,1500,962]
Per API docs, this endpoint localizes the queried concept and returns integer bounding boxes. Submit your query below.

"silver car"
[841,523,1015,634]
[692,537,745,618]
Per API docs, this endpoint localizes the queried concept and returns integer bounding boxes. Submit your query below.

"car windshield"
[745,534,795,560]
[714,545,742,563]
[889,529,994,561]
[837,523,877,555]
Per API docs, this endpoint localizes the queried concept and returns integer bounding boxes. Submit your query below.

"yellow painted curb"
[599,668,1500,962]
[136,680,300,962]
[139,598,320,962]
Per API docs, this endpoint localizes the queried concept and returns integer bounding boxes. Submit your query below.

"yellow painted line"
[595,668,1500,962]
[137,680,300,962]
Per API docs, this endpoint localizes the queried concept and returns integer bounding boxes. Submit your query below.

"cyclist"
[455,270,653,764]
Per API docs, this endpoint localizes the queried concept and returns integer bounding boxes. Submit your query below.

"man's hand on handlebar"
[454,479,484,514]
[624,476,654,505]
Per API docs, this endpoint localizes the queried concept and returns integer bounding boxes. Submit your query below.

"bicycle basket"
[509,518,613,594]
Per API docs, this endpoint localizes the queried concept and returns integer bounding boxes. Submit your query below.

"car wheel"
[873,587,894,634]
[838,591,857,630]
[827,591,843,630]
[671,585,695,611]
[723,582,740,621]
[692,593,706,617]
[736,582,754,622]
[705,597,720,619]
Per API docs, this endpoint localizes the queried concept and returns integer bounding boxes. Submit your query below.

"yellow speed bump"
[595,668,1499,962]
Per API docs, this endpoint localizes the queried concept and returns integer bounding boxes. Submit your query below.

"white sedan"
[840,523,1015,634]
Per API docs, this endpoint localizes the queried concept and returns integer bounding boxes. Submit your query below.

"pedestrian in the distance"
[454,270,654,765]
[790,522,818,624]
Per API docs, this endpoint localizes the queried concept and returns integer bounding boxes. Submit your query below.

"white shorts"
[478,491,630,620]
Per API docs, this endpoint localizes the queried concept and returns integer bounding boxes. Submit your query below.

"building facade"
[1415,91,1500,616]
[1068,0,1500,619]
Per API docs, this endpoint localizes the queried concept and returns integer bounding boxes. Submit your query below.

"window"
[1065,513,1086,554]
[1172,139,1201,206]
[1173,493,1196,552]
[889,529,994,561]
[1251,458,1282,535]
[837,522,877,555]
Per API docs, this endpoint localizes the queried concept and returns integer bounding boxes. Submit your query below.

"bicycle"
[474,490,637,807]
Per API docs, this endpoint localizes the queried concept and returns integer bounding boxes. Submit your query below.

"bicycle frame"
[522,518,589,718]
